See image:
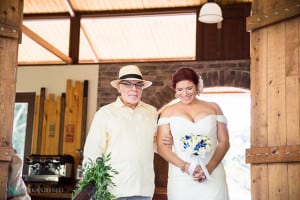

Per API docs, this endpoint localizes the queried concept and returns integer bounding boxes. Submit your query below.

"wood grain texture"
[250,0,300,199]
[250,27,269,200]
[31,95,40,154]
[286,16,300,200]
[0,0,23,199]
[267,12,288,200]
[41,94,61,155]
[247,1,300,31]
[246,145,300,163]
[62,80,84,171]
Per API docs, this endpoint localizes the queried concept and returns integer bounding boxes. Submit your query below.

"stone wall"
[97,59,250,110]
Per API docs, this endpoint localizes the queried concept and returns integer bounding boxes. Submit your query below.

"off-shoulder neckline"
[159,114,224,124]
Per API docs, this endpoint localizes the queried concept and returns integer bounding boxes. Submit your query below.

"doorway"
[13,92,35,175]
[200,87,251,200]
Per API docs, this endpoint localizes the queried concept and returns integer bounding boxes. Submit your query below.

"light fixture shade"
[198,2,223,24]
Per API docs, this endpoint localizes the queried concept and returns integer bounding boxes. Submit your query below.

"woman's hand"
[192,165,206,182]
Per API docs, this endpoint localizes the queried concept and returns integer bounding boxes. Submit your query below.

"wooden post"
[0,0,23,199]
[59,93,66,154]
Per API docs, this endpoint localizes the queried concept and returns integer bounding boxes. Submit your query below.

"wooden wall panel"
[249,0,300,199]
[28,80,85,199]
[62,80,84,170]
[196,3,251,61]
[198,23,221,60]
[222,18,244,59]
[267,21,287,200]
[41,94,61,155]
[250,27,269,199]
[31,80,85,176]
[286,17,300,200]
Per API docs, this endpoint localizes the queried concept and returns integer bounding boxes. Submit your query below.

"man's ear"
[116,84,121,93]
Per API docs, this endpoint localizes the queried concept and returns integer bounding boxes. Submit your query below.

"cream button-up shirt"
[83,97,158,198]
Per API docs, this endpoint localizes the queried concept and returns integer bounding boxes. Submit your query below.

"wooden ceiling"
[19,0,252,65]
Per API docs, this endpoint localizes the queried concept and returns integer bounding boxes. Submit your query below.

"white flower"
[198,76,204,93]
[181,133,212,156]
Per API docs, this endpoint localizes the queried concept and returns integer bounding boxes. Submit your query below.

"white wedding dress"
[158,115,229,200]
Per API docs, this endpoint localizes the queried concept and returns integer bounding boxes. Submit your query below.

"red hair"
[172,67,199,89]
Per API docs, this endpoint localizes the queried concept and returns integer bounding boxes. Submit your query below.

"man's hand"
[161,133,173,146]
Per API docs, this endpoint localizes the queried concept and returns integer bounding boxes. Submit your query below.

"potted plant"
[73,153,118,200]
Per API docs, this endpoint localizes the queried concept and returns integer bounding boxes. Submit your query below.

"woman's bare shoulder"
[159,102,179,117]
[199,99,223,115]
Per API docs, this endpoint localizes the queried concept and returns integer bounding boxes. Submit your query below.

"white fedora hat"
[110,65,152,89]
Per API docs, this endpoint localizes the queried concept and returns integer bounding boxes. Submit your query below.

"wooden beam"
[80,80,88,151]
[21,24,72,63]
[23,7,198,19]
[0,0,23,199]
[69,15,80,64]
[0,23,20,39]
[246,145,300,164]
[247,1,300,31]
[0,147,14,162]
[58,93,66,154]
[64,0,75,17]
[36,87,45,154]
[81,23,99,62]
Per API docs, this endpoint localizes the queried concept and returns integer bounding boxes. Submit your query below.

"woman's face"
[175,80,197,104]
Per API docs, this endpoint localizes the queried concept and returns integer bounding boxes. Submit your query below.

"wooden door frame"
[15,92,35,175]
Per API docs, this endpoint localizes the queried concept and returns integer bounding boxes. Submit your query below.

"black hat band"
[120,74,143,80]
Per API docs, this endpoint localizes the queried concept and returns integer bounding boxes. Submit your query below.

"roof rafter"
[22,24,72,64]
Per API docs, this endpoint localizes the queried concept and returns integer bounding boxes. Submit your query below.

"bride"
[156,67,230,200]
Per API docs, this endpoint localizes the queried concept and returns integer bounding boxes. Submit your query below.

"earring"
[175,93,178,98]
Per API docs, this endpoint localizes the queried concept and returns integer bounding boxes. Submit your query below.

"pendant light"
[198,1,223,24]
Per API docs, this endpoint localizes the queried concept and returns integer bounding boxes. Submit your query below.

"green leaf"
[72,153,118,200]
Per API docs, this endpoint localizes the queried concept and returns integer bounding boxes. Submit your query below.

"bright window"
[12,103,28,162]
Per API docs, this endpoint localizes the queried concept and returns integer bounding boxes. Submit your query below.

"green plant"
[73,153,118,200]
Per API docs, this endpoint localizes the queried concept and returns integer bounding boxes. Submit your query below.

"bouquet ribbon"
[188,155,211,180]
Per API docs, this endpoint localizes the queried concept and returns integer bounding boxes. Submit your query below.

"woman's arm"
[156,123,190,173]
[206,103,230,174]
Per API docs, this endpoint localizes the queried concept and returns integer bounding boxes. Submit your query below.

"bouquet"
[180,133,212,179]
[181,133,212,156]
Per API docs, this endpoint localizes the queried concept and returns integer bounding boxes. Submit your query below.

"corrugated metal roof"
[19,0,252,65]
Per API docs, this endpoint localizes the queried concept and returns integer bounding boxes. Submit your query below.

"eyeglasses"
[119,81,144,89]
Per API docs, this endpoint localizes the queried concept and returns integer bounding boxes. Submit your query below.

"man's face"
[117,80,144,107]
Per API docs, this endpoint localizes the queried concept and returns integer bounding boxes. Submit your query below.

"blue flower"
[184,135,191,140]
[183,142,190,149]
[180,133,212,156]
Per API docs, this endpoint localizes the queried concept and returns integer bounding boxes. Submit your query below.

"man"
[83,65,164,200]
